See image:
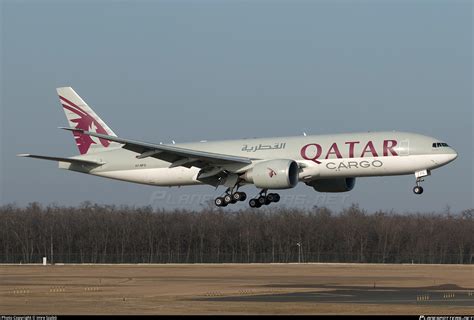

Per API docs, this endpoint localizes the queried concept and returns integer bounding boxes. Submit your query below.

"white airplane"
[19,87,458,208]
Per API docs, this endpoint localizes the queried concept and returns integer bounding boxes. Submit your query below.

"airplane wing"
[17,154,104,166]
[60,128,253,171]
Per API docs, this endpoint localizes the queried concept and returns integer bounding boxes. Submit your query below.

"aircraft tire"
[413,186,424,194]
[224,194,233,204]
[215,197,225,207]
[273,193,280,202]
[249,199,258,208]
[236,192,247,202]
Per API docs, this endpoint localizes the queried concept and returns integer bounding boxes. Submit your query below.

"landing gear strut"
[249,189,280,208]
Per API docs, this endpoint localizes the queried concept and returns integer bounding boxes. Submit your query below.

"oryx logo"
[60,96,110,154]
[267,168,277,178]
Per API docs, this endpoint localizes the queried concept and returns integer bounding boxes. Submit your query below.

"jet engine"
[307,178,356,193]
[242,159,299,189]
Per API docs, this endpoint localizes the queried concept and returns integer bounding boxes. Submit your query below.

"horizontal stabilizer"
[17,154,104,166]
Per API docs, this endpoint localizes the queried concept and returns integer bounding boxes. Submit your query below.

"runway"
[1,263,473,314]
[199,283,474,306]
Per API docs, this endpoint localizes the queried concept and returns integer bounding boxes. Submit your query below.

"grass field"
[1,263,473,314]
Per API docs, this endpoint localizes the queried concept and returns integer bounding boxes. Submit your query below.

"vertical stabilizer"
[57,87,119,155]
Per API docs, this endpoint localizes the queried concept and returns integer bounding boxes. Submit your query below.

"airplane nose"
[448,148,458,162]
[433,147,458,166]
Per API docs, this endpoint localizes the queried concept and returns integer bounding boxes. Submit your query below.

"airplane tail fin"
[57,87,120,155]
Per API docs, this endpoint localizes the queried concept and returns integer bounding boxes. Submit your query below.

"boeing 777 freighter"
[19,87,458,208]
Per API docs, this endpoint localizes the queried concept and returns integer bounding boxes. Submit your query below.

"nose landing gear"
[413,170,430,195]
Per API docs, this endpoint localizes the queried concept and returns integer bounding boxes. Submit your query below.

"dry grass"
[0,263,472,314]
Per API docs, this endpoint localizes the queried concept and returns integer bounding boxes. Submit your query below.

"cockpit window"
[432,142,449,148]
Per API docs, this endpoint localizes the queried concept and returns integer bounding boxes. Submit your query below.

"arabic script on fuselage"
[241,143,287,152]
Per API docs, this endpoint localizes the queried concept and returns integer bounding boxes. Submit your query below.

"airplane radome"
[19,87,458,208]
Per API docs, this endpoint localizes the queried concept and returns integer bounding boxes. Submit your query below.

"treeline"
[0,203,472,264]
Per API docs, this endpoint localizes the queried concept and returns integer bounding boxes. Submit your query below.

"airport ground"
[0,263,473,315]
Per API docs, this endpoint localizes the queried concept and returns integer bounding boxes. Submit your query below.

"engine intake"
[243,159,299,189]
[308,177,356,193]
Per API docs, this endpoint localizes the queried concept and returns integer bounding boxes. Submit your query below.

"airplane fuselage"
[63,131,457,187]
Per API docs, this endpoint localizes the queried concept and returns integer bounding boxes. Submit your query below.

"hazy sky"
[1,0,472,212]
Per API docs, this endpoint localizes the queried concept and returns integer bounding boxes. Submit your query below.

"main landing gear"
[214,189,247,207]
[214,189,281,208]
[249,189,280,208]
[413,169,430,195]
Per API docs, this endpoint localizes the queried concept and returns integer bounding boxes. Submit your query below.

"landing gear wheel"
[215,197,227,207]
[273,193,280,203]
[258,196,267,205]
[413,186,424,195]
[232,192,241,201]
[233,192,247,202]
[249,199,261,208]
[267,193,280,203]
[224,194,233,204]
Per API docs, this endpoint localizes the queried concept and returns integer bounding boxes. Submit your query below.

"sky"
[1,0,472,213]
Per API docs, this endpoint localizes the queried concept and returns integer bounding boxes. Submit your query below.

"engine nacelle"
[308,177,356,193]
[243,159,299,189]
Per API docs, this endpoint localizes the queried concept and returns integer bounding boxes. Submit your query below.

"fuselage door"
[399,139,410,156]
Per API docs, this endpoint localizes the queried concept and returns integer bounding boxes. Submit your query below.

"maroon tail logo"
[267,168,277,178]
[60,96,110,154]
